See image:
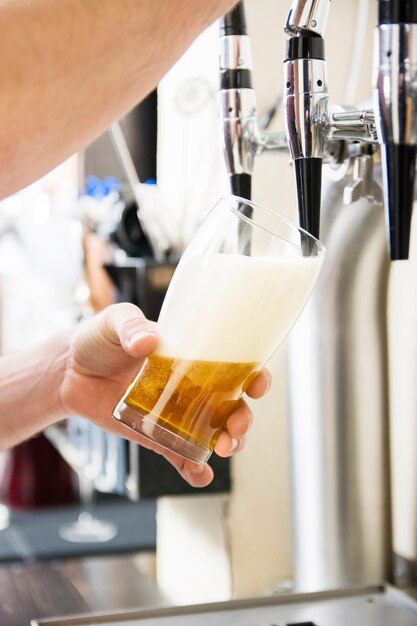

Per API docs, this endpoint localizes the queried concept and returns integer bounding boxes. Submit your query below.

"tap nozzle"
[220,1,247,37]
[293,157,322,239]
[284,35,328,240]
[373,0,417,260]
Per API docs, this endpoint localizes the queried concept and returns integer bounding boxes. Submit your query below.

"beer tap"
[219,1,417,259]
[219,0,332,234]
[219,2,291,201]
[283,0,331,239]
[285,0,417,256]
[219,2,377,236]
[373,0,417,260]
[219,1,256,200]
[284,0,417,256]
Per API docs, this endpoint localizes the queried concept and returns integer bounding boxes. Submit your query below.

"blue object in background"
[84,176,121,199]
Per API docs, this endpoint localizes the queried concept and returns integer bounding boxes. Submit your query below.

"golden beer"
[123,355,259,451]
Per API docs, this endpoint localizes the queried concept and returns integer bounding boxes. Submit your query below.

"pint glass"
[113,196,325,464]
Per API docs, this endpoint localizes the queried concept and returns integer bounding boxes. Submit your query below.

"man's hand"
[60,303,271,488]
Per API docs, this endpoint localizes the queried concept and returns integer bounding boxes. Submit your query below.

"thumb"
[99,303,158,358]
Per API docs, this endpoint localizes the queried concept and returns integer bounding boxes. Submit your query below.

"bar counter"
[0,553,165,626]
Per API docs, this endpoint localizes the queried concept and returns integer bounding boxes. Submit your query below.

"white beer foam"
[156,253,322,363]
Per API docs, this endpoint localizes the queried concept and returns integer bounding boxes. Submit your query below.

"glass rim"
[223,194,326,255]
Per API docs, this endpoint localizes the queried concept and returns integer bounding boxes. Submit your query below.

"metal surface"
[256,131,288,155]
[287,168,392,590]
[219,27,258,179]
[372,20,417,259]
[343,153,383,205]
[285,0,332,37]
[219,35,253,70]
[219,88,258,175]
[219,6,380,171]
[31,586,417,626]
[284,58,329,160]
[373,24,417,145]
[329,105,378,144]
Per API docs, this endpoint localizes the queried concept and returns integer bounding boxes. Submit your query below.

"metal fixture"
[220,0,416,259]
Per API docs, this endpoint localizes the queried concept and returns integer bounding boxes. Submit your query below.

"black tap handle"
[379,0,417,24]
[285,35,325,61]
[220,1,247,36]
[381,145,416,260]
[230,174,252,200]
[294,158,322,241]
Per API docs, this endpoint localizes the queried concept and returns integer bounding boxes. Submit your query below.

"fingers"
[159,454,214,488]
[181,461,214,488]
[214,401,250,457]
[226,402,253,437]
[141,442,215,488]
[212,370,271,457]
[214,376,272,458]
[245,367,271,399]
[99,303,158,358]
[215,430,246,457]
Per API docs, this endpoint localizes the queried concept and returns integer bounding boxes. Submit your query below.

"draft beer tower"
[218,0,417,590]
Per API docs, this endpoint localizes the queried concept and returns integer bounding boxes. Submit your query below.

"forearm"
[0,329,73,449]
[0,0,235,199]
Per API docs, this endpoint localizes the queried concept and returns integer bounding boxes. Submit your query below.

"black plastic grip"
[381,144,416,260]
[294,158,322,240]
[220,69,252,90]
[220,1,247,36]
[230,173,252,200]
[379,0,417,24]
[285,36,325,61]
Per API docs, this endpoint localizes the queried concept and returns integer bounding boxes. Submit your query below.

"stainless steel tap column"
[287,169,393,591]
[284,0,394,591]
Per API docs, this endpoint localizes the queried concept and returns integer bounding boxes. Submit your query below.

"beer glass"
[113,196,325,464]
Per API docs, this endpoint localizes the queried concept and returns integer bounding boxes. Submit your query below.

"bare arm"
[0,0,235,199]
[0,330,70,448]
